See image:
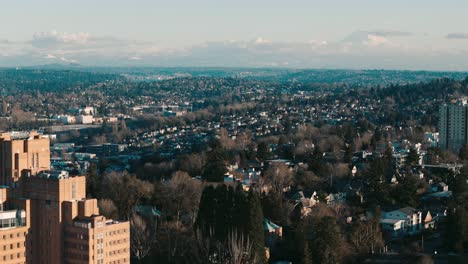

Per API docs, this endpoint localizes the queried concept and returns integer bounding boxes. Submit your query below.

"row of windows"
[98,260,128,264]
[1,252,25,261]
[0,217,26,229]
[105,229,128,236]
[108,248,128,256]
[1,232,27,240]
[106,259,128,264]
[2,242,25,250]
[108,238,127,246]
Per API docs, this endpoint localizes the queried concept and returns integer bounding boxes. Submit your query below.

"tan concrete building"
[0,131,50,187]
[0,186,32,264]
[63,202,130,264]
[0,132,130,264]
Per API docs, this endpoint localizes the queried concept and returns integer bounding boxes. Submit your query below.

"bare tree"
[102,171,154,220]
[263,163,294,193]
[98,199,118,219]
[158,171,202,225]
[193,230,257,264]
[130,214,157,263]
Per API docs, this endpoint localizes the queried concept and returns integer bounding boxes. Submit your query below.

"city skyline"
[1,0,468,70]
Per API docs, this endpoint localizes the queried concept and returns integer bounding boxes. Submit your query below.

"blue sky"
[1,0,468,70]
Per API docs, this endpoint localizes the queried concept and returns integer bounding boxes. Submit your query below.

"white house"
[381,207,422,237]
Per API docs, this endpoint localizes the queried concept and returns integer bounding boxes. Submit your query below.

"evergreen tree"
[308,146,325,177]
[86,162,100,198]
[445,207,468,253]
[383,144,394,165]
[370,128,382,148]
[261,190,286,226]
[195,185,217,236]
[391,175,419,207]
[246,190,266,263]
[202,146,227,182]
[452,166,468,201]
[343,143,354,163]
[311,217,343,264]
[257,142,269,161]
[195,185,266,262]
[214,184,230,240]
[232,184,248,234]
[302,241,313,264]
[364,158,391,208]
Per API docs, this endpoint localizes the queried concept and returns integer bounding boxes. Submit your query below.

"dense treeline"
[0,69,124,94]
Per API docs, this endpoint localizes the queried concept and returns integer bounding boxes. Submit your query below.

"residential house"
[381,207,423,237]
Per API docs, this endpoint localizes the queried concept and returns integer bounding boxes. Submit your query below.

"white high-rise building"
[439,98,468,151]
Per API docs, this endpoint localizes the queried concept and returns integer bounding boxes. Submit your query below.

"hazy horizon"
[2,0,468,70]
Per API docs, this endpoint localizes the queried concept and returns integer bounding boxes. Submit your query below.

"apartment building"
[439,98,468,151]
[0,131,50,188]
[0,186,32,264]
[0,131,130,264]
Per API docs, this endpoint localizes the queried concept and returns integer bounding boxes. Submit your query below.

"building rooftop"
[37,170,70,180]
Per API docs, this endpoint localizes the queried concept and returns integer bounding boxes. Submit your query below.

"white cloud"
[31,31,90,48]
[1,29,468,70]
[45,54,56,59]
[254,37,272,45]
[364,34,388,47]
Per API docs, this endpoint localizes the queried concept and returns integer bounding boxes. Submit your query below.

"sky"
[1,0,468,70]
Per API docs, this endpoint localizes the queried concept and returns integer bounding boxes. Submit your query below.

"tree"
[195,185,217,236]
[202,146,227,182]
[177,153,206,177]
[349,217,384,257]
[194,231,257,264]
[98,199,118,219]
[1,100,8,115]
[459,144,468,161]
[391,175,419,207]
[308,146,326,177]
[445,206,468,253]
[310,217,343,264]
[363,158,391,208]
[261,190,288,226]
[195,185,265,263]
[120,119,127,131]
[451,166,468,200]
[86,162,100,198]
[343,143,354,163]
[302,241,313,264]
[157,171,202,225]
[101,171,154,220]
[257,142,269,161]
[263,163,294,193]
[246,190,265,263]
[406,147,419,167]
[130,214,157,263]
